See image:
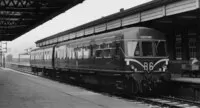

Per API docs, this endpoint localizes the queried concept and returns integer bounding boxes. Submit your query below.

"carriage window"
[154,41,166,56]
[77,48,83,59]
[83,47,90,59]
[95,50,103,58]
[104,43,115,58]
[66,47,71,59]
[71,48,76,59]
[58,48,64,59]
[58,46,66,59]
[104,49,111,58]
[67,47,75,59]
[55,51,58,59]
[45,52,47,60]
[142,41,153,56]
[49,51,51,59]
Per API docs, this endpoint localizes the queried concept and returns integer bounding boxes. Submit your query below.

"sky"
[7,0,152,58]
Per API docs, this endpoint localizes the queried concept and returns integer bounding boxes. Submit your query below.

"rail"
[124,95,200,108]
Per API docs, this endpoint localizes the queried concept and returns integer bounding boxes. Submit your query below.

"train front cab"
[123,27,170,93]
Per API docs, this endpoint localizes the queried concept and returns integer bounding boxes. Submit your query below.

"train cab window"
[127,41,140,57]
[142,41,153,56]
[154,41,166,56]
[134,43,140,56]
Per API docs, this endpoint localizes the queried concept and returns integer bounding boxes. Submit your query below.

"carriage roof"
[55,27,165,46]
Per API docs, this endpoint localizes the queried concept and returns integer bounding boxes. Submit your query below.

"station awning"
[0,0,84,41]
[35,0,200,47]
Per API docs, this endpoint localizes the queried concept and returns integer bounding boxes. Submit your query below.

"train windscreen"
[127,40,166,57]
[127,41,140,57]
[154,41,166,56]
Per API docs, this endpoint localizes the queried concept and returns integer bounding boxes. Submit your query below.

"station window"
[175,35,182,60]
[189,38,196,59]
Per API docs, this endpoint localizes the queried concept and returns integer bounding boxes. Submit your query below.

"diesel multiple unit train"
[30,27,170,94]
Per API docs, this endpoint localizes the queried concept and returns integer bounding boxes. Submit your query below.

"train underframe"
[31,66,170,94]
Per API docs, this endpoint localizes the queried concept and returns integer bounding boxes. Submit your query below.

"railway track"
[8,66,200,108]
[129,95,200,108]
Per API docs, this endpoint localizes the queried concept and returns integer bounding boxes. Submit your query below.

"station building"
[35,0,200,73]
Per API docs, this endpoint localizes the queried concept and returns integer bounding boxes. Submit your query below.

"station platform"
[171,74,200,85]
[0,68,150,108]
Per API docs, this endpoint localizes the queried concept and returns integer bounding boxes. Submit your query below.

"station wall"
[166,24,200,73]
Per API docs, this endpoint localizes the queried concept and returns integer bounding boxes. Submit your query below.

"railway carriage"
[30,27,170,94]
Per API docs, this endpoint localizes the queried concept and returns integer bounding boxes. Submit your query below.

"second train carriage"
[30,27,170,94]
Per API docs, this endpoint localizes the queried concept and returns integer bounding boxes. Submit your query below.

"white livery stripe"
[153,59,169,69]
[125,58,169,70]
[125,59,144,68]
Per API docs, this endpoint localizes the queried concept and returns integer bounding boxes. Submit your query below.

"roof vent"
[120,8,124,12]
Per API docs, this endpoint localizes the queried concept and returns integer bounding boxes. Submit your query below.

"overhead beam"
[0,7,61,12]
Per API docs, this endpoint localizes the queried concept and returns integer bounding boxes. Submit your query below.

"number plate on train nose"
[144,62,154,72]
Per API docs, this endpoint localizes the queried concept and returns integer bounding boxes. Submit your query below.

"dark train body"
[30,27,170,94]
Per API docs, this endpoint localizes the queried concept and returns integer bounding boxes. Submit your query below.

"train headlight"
[130,65,138,72]
[162,65,167,72]
[131,65,135,70]
[134,68,137,72]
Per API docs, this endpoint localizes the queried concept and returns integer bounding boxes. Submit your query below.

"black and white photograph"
[0,0,200,108]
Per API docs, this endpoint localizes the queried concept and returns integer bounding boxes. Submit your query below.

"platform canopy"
[0,0,84,41]
[36,0,200,47]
